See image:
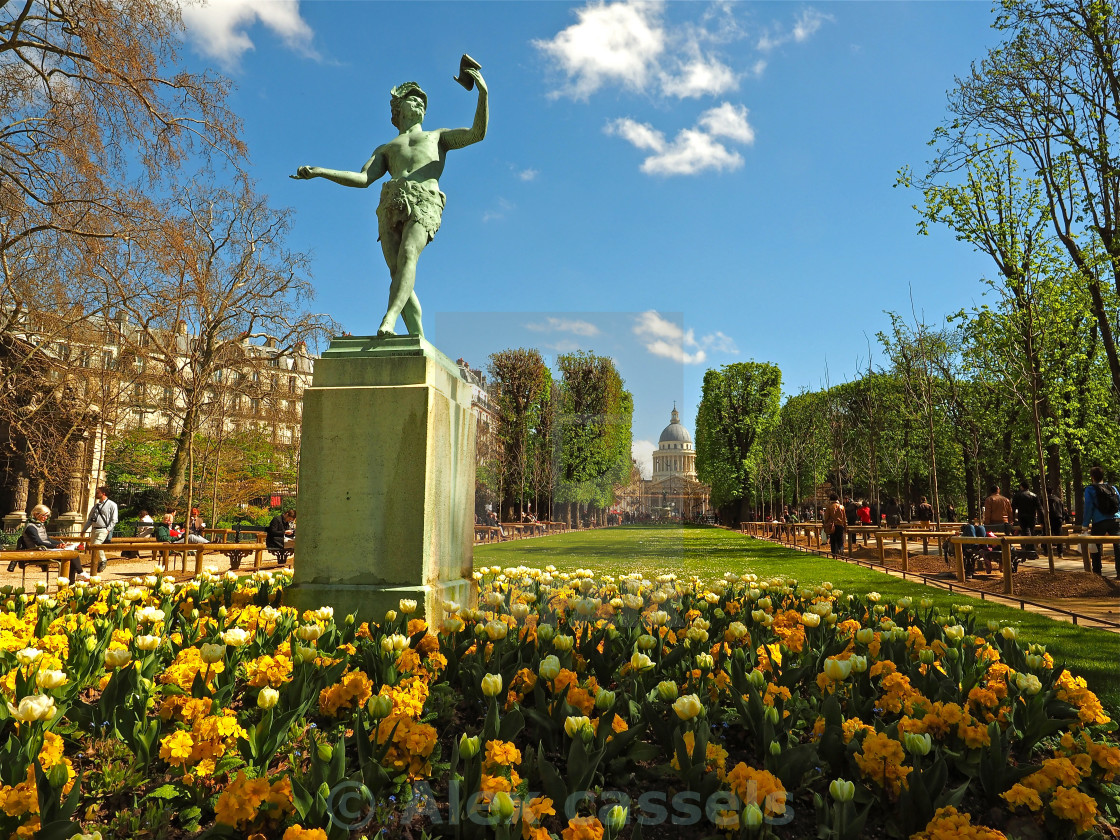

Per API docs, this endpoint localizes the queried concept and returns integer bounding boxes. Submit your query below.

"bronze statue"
[292,57,487,338]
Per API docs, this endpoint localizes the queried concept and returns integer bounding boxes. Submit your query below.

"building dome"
[658,407,692,445]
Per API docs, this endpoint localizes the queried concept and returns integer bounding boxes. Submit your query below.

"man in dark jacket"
[1013,481,1041,557]
[1047,488,1068,556]
[267,510,296,551]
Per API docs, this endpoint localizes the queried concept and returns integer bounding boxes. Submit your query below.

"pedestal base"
[54,513,83,537]
[2,513,26,533]
[284,578,473,626]
[284,335,476,625]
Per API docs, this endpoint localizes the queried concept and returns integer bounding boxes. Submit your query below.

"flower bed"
[0,566,1118,839]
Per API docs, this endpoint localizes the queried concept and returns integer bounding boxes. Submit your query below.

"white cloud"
[633,311,706,364]
[526,317,601,336]
[793,9,831,42]
[639,128,741,176]
[533,0,666,99]
[697,102,754,143]
[632,311,739,364]
[483,197,515,223]
[631,440,655,479]
[757,7,833,52]
[703,331,739,354]
[659,53,738,98]
[534,0,743,100]
[182,0,316,68]
[608,117,665,152]
[517,168,539,182]
[606,102,753,176]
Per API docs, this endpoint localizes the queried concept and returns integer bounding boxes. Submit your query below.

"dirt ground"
[769,534,1120,601]
[0,548,290,590]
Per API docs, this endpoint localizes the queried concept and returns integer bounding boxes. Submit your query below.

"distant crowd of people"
[756,467,1119,573]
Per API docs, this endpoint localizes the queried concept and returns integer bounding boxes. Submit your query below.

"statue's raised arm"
[440,67,488,151]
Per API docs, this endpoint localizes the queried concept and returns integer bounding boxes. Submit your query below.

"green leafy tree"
[487,348,551,519]
[695,361,782,523]
[928,0,1120,399]
[555,351,633,524]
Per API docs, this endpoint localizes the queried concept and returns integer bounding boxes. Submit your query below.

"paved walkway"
[0,549,290,590]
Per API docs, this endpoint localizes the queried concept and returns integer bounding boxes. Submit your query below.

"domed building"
[653,406,696,480]
[647,406,709,519]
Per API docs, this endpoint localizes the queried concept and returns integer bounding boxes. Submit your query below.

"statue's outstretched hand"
[464,67,487,94]
[290,166,315,180]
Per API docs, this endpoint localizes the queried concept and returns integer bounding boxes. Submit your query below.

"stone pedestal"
[2,513,27,533]
[284,335,476,625]
[54,513,84,537]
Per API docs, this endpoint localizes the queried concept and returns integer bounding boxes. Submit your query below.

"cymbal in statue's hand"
[290,166,315,180]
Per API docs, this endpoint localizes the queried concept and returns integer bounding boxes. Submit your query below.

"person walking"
[982,485,1013,536]
[882,497,902,529]
[1012,480,1041,557]
[916,496,934,527]
[824,493,847,558]
[1083,466,1120,576]
[82,486,118,574]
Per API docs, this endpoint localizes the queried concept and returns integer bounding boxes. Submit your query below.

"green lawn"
[477,523,1120,713]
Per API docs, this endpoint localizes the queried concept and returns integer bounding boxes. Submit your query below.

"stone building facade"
[0,313,314,533]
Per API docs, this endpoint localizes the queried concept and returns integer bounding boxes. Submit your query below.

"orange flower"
[562,816,604,840]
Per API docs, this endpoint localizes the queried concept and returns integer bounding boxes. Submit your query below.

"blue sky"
[177,1,1001,476]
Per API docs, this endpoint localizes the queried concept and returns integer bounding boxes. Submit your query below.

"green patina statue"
[292,58,487,338]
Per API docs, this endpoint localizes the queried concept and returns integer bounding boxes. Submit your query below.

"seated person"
[6,504,85,577]
[154,513,208,544]
[267,510,296,551]
[188,507,207,538]
[136,510,155,538]
[959,523,994,574]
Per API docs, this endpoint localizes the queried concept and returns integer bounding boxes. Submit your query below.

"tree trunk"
[167,402,200,499]
[1071,450,1084,525]
[962,446,977,521]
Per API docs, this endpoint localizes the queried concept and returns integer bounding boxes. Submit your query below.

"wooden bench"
[474,525,501,543]
[873,527,960,565]
[83,540,271,576]
[1,549,82,589]
[231,523,292,565]
[948,534,1120,594]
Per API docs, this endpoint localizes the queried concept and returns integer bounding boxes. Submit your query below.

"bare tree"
[89,175,335,502]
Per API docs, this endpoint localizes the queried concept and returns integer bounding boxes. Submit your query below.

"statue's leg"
[376,225,402,337]
[402,290,423,337]
[379,221,428,337]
